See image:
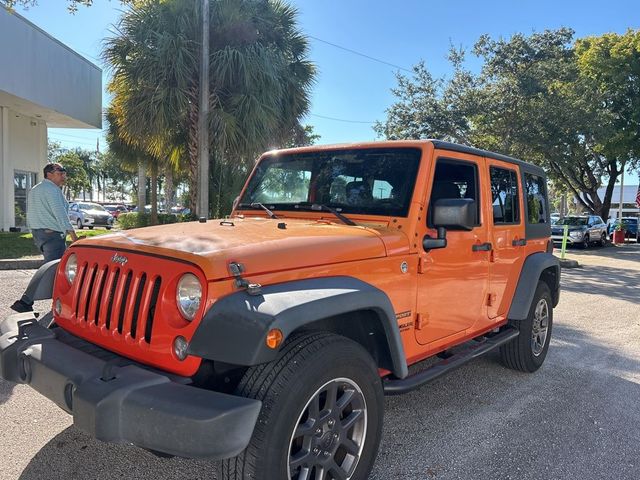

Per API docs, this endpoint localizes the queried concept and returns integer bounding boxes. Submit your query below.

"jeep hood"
[75,217,409,280]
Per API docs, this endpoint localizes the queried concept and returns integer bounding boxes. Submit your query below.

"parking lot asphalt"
[1,244,639,479]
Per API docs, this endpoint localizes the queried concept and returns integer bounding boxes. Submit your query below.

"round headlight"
[176,273,202,321]
[65,254,78,284]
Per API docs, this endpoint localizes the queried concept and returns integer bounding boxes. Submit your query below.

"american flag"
[636,184,640,208]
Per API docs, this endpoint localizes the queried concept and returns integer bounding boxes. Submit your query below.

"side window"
[429,159,480,227]
[524,173,548,224]
[490,167,520,224]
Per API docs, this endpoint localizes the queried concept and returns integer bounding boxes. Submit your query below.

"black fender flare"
[23,259,60,301]
[188,276,409,379]
[508,252,560,321]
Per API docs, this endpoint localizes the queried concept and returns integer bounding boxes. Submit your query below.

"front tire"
[500,281,553,372]
[581,234,590,249]
[76,218,83,230]
[220,333,384,480]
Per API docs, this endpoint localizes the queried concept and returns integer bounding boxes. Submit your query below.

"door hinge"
[487,293,497,306]
[416,313,429,330]
[418,256,427,274]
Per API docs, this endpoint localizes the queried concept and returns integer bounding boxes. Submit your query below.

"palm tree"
[103,0,315,215]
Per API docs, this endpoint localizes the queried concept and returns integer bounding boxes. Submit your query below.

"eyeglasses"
[52,168,67,173]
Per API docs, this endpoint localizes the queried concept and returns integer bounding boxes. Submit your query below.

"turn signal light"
[265,329,284,349]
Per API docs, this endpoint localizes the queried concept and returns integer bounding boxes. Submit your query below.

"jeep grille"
[73,263,162,344]
[54,247,205,377]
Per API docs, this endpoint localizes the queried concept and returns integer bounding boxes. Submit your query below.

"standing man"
[10,162,78,313]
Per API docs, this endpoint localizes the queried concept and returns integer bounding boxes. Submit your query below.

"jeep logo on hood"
[111,253,128,266]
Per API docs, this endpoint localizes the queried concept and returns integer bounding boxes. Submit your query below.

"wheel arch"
[187,276,409,379]
[507,252,560,321]
[23,259,60,301]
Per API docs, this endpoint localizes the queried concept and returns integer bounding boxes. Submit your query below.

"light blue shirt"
[26,179,74,233]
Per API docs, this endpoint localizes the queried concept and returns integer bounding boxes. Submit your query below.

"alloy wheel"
[531,298,550,357]
[288,377,367,480]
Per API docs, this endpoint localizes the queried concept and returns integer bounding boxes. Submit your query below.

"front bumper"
[0,312,261,459]
[551,234,583,244]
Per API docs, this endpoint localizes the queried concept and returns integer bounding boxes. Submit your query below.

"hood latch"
[228,262,262,296]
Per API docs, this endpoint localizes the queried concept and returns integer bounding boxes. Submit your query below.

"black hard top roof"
[431,140,547,177]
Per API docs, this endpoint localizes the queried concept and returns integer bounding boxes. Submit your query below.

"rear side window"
[524,173,548,224]
[490,167,520,224]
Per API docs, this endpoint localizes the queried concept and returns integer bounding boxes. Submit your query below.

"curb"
[0,259,44,271]
[559,258,580,269]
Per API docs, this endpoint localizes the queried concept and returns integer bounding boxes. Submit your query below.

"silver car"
[551,215,607,248]
[69,202,114,230]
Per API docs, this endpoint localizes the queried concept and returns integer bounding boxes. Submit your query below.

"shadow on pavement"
[561,263,640,305]
[0,378,16,406]
[19,427,218,480]
[558,242,640,263]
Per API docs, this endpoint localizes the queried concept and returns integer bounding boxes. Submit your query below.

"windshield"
[614,218,638,226]
[80,203,106,212]
[239,147,422,217]
[558,217,588,226]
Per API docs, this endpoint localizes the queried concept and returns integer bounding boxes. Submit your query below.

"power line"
[48,135,98,148]
[49,131,101,141]
[310,113,377,124]
[308,35,413,73]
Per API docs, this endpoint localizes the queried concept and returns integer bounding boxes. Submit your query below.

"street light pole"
[197,0,210,219]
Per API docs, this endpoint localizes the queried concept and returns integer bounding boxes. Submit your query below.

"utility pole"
[618,164,625,220]
[197,0,210,219]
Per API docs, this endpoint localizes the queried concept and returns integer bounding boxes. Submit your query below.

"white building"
[0,6,101,231]
[597,184,640,219]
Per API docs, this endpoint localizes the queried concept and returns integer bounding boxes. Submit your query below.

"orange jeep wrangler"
[0,140,559,479]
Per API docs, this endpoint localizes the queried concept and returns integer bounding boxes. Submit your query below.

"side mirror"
[432,198,476,231]
[423,198,476,252]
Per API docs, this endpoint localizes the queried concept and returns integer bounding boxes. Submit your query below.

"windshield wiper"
[238,202,278,219]
[294,203,357,226]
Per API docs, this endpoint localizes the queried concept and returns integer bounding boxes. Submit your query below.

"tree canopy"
[104,0,316,217]
[376,28,640,220]
[2,0,132,13]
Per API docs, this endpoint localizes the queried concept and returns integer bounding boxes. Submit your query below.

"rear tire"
[598,232,606,247]
[500,281,553,372]
[220,333,384,480]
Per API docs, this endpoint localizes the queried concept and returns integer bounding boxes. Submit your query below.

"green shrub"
[117,212,189,230]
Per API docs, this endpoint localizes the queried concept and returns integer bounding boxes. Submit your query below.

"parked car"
[170,205,191,215]
[607,217,638,241]
[551,215,607,248]
[103,204,128,219]
[69,202,114,230]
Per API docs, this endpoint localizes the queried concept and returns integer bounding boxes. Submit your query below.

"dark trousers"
[32,229,67,262]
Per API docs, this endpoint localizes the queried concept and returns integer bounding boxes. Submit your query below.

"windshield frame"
[237,147,422,218]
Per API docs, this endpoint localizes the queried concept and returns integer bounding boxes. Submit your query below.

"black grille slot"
[117,271,133,334]
[130,274,147,339]
[74,262,89,320]
[145,277,162,344]
[105,268,120,330]
[94,266,109,325]
[83,264,99,322]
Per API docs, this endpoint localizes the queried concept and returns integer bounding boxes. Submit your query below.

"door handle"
[472,242,492,252]
[512,238,527,247]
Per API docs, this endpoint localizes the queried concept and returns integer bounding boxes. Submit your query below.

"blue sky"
[13,0,640,184]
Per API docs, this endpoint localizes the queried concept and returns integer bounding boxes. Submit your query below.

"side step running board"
[383,327,520,395]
